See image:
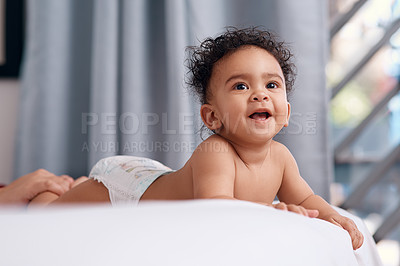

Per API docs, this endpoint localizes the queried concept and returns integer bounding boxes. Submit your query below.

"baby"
[30,27,363,250]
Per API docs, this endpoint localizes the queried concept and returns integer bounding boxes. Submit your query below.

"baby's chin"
[221,130,275,145]
[249,131,276,142]
[247,122,278,134]
[247,126,283,141]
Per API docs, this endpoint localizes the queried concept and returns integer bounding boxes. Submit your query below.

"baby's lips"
[249,112,270,120]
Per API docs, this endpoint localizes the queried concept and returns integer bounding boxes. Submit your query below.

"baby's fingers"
[294,206,318,218]
[273,203,318,218]
[349,227,364,250]
[286,204,307,216]
[335,217,364,250]
[286,205,318,218]
[353,232,364,250]
[306,209,319,218]
[273,202,288,211]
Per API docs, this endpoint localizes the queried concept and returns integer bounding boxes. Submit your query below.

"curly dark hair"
[186,26,296,105]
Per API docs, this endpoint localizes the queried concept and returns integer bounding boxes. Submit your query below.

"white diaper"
[89,156,174,206]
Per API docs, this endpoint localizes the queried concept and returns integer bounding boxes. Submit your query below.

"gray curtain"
[15,0,331,199]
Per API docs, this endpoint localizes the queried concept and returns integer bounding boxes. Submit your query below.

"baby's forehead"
[217,45,279,66]
[212,46,283,76]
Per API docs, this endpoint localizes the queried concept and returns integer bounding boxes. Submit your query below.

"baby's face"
[203,45,290,144]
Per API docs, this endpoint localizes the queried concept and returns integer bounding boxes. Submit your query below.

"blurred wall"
[0,79,19,184]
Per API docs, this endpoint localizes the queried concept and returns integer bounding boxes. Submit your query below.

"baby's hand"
[272,202,319,218]
[322,213,364,250]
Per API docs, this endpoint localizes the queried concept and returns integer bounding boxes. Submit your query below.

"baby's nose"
[252,91,269,101]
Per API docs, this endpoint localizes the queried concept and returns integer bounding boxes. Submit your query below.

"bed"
[0,200,382,265]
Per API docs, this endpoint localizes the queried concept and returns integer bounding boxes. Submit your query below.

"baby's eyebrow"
[263,73,284,83]
[225,72,284,85]
[225,74,249,85]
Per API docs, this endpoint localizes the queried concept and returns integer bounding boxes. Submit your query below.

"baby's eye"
[266,82,278,89]
[235,83,248,90]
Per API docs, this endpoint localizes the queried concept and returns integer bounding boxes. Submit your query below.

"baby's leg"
[34,156,172,206]
[28,178,110,207]
[28,191,60,206]
[50,179,111,204]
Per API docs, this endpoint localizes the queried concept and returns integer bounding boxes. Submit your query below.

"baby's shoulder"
[270,140,292,158]
[194,134,235,154]
[189,135,236,166]
[187,135,236,183]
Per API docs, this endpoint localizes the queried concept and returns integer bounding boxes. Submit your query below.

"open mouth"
[249,112,271,121]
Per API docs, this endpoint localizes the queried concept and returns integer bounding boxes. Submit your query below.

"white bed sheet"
[0,200,382,266]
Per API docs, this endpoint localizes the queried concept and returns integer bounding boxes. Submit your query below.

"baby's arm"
[277,144,363,250]
[191,137,236,200]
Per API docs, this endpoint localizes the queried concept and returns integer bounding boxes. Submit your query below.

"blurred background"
[0,0,398,264]
[329,0,400,265]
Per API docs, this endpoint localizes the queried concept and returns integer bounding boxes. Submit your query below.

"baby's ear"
[200,104,222,130]
[284,102,291,127]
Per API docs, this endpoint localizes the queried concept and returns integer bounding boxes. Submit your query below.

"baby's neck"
[227,138,273,168]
